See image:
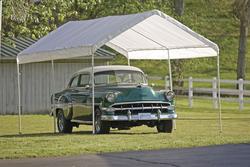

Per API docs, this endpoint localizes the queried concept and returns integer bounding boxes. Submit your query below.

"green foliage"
[2,0,174,38]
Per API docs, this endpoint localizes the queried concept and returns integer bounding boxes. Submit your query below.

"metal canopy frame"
[91,52,95,134]
[16,10,222,134]
[16,53,222,134]
[16,54,97,134]
[125,54,222,133]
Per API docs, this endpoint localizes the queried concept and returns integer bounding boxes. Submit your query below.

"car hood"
[104,85,166,103]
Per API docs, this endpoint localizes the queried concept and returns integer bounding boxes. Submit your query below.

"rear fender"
[54,95,73,120]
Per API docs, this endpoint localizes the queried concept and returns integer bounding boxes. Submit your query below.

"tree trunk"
[237,19,248,80]
[174,0,184,16]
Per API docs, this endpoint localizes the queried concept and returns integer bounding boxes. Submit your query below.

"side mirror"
[85,85,90,89]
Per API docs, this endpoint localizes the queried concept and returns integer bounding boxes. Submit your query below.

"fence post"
[212,77,218,109]
[188,77,193,108]
[239,79,244,111]
[165,75,170,90]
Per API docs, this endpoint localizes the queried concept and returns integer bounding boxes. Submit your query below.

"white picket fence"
[147,76,250,111]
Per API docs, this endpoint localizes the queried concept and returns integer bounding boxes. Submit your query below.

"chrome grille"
[111,102,170,115]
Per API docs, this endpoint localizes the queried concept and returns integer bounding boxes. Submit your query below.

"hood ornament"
[137,83,143,88]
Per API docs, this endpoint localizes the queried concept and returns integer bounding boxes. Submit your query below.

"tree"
[174,0,184,16]
[2,0,173,38]
[234,0,250,81]
[2,0,31,37]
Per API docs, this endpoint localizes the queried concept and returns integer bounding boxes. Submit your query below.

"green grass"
[0,97,250,159]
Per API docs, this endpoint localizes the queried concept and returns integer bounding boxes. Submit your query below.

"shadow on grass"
[0,131,92,138]
[109,131,158,135]
[0,130,157,138]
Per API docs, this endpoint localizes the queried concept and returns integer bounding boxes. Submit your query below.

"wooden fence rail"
[186,77,250,111]
[147,76,250,111]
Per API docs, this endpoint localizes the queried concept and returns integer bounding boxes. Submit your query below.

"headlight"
[165,91,175,101]
[106,92,116,103]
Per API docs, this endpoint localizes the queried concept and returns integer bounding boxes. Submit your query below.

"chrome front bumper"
[101,113,177,121]
[101,101,176,121]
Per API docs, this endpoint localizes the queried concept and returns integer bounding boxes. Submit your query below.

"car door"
[72,73,92,121]
[66,75,81,120]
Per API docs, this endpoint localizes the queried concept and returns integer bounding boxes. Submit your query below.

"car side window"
[79,74,90,87]
[69,76,79,88]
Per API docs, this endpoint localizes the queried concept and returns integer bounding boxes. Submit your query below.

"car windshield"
[94,70,147,85]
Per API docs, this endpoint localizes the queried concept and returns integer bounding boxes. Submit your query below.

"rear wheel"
[57,110,73,133]
[157,120,173,133]
[95,108,110,134]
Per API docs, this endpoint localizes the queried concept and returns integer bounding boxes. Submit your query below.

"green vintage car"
[52,65,177,134]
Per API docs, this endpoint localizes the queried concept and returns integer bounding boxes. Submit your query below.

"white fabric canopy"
[17,10,219,64]
[16,9,222,134]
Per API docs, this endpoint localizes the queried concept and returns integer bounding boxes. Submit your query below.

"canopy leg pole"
[51,59,56,133]
[167,50,176,130]
[167,50,173,91]
[217,55,222,133]
[17,63,22,134]
[92,53,95,134]
[128,58,130,66]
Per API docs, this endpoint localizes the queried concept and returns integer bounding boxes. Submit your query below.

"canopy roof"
[0,37,114,61]
[17,10,219,64]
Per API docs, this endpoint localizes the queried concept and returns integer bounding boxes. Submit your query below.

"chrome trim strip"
[113,106,169,111]
[110,101,171,107]
[58,95,63,103]
[71,120,92,124]
[101,113,177,121]
[101,105,175,112]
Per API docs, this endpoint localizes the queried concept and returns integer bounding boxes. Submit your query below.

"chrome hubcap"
[58,115,64,131]
[95,115,101,133]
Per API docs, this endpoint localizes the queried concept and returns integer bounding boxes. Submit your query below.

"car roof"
[75,65,144,75]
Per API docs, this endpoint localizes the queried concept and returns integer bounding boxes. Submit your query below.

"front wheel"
[157,120,173,133]
[57,110,73,133]
[95,108,110,134]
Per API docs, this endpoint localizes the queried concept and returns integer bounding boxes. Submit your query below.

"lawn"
[0,97,250,159]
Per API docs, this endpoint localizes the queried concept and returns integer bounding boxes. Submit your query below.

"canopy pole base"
[92,53,95,134]
[17,64,22,135]
[217,55,222,133]
[167,50,173,91]
[51,60,57,133]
